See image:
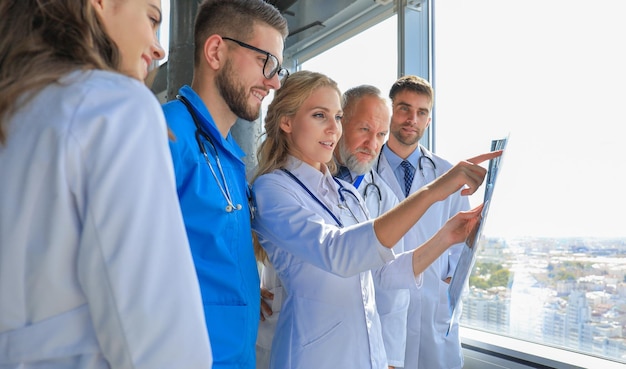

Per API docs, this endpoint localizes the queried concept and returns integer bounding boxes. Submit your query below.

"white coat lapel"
[376,151,405,200]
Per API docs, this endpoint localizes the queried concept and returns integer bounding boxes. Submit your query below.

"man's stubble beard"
[391,122,423,147]
[216,60,260,122]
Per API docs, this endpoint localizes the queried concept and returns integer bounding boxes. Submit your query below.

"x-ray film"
[447,135,509,335]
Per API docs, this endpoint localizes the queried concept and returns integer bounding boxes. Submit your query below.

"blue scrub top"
[164,86,260,369]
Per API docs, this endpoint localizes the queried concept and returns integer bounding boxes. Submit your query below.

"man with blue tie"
[376,75,469,369]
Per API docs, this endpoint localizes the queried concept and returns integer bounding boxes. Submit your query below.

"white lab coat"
[376,145,469,369]
[357,170,411,367]
[255,261,283,369]
[0,70,212,369]
[252,156,419,369]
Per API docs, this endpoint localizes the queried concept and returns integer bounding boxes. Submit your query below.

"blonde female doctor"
[251,70,501,369]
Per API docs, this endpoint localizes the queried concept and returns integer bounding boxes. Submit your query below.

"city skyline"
[463,235,626,365]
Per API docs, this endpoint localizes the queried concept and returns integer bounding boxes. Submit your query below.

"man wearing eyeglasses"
[162,1,288,368]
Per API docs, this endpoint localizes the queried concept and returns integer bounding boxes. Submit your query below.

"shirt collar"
[284,155,339,205]
[383,143,427,169]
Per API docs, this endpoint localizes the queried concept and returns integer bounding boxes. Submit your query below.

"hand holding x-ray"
[447,135,509,335]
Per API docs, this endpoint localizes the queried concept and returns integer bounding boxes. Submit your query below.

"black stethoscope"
[334,145,438,218]
[336,178,370,223]
[282,168,369,227]
[177,95,254,218]
[374,144,438,180]
[416,150,438,178]
[346,171,383,217]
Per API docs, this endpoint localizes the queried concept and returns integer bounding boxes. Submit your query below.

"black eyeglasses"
[221,37,289,80]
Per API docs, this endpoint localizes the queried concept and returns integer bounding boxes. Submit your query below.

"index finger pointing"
[466,150,503,165]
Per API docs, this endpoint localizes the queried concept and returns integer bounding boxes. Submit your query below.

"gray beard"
[338,140,374,175]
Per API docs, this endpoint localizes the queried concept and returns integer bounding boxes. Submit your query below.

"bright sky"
[434,1,626,238]
[158,0,170,65]
[304,1,626,238]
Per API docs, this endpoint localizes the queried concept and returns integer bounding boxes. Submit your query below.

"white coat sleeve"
[256,262,282,369]
[370,177,423,290]
[253,174,393,278]
[71,79,212,368]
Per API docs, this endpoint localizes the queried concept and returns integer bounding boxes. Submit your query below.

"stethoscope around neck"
[375,144,438,180]
[351,170,383,217]
[336,178,370,224]
[281,168,369,227]
[177,95,250,215]
[416,149,437,178]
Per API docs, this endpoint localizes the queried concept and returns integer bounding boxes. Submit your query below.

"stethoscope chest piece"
[226,204,243,213]
[178,94,245,215]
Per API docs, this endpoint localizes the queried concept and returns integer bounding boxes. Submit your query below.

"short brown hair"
[193,0,288,65]
[388,75,434,108]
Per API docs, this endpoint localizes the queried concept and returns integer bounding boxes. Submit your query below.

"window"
[435,1,626,364]
[156,0,626,363]
[300,0,626,365]
[301,16,397,99]
[157,0,170,66]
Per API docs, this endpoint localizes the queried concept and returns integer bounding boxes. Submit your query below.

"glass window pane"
[302,16,397,96]
[435,1,626,363]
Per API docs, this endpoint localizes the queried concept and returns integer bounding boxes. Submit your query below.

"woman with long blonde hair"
[251,70,500,369]
[0,1,212,368]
